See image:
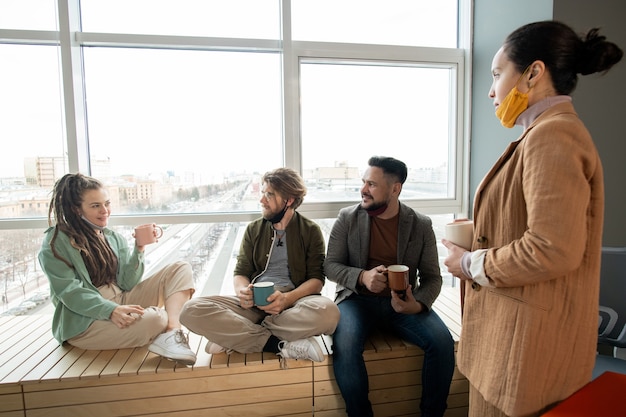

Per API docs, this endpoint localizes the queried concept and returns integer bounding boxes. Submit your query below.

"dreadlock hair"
[47,173,118,287]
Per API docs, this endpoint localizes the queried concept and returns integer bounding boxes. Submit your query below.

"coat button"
[471,281,481,291]
[477,236,487,244]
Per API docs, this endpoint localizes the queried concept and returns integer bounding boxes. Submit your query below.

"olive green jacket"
[233,212,326,287]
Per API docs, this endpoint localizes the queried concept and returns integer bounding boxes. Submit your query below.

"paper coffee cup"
[445,220,474,250]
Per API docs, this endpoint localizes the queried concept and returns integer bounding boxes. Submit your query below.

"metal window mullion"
[76,32,281,52]
[0,29,59,45]
[281,0,302,173]
[57,0,90,175]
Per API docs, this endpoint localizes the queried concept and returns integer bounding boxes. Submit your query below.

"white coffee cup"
[445,219,474,250]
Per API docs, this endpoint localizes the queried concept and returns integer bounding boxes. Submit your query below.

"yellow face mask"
[495,66,533,128]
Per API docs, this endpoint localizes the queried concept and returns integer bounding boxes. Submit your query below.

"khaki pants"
[180,294,340,353]
[69,261,194,350]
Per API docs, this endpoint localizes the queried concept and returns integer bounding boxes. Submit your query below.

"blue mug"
[253,282,275,306]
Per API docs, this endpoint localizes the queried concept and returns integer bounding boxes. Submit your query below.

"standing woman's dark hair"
[503,20,623,95]
[47,173,118,287]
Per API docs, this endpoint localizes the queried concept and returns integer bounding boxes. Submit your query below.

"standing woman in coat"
[39,173,197,365]
[443,21,622,417]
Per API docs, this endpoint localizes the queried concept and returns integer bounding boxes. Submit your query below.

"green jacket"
[38,226,144,344]
[233,212,326,287]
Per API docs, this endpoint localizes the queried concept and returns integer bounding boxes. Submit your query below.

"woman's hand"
[110,304,144,329]
[442,239,471,280]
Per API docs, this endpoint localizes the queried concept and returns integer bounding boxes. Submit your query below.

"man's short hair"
[368,156,408,185]
[262,167,307,209]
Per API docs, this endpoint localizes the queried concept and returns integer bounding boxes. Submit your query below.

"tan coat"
[458,102,604,416]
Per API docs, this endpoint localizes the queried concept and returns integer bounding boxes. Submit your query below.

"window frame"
[0,0,472,232]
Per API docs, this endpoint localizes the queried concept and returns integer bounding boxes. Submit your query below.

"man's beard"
[362,194,388,217]
[365,201,388,217]
[264,201,288,224]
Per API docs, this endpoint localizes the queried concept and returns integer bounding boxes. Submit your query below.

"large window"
[1,0,467,221]
[0,0,469,314]
[83,47,283,209]
[300,61,456,203]
[291,0,457,47]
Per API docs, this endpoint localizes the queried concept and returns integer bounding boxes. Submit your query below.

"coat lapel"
[474,137,524,215]
[357,208,370,267]
[397,204,411,263]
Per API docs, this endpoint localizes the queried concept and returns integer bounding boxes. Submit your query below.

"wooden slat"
[0,384,22,413]
[226,351,246,367]
[0,332,58,384]
[118,348,150,376]
[25,369,314,416]
[262,351,281,366]
[8,342,75,384]
[146,408,313,417]
[38,344,86,380]
[209,352,229,368]
[62,348,100,380]
[154,354,177,373]
[0,316,52,383]
[136,352,162,375]
[366,357,423,382]
[79,349,118,379]
[433,287,463,341]
[368,329,393,352]
[245,351,263,365]
[25,367,313,408]
[0,315,47,359]
[0,411,25,417]
[26,387,315,417]
[1,296,468,417]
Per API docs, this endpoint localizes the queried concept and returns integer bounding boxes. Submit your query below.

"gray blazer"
[324,202,442,310]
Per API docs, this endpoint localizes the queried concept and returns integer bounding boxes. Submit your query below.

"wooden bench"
[0,287,468,417]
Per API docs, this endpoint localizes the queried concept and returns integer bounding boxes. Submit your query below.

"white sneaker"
[148,329,197,366]
[278,337,325,365]
[205,341,226,354]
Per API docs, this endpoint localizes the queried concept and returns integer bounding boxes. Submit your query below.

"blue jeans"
[333,294,455,417]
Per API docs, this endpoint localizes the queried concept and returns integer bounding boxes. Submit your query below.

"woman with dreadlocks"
[38,173,197,365]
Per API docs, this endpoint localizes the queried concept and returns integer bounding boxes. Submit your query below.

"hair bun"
[577,28,623,75]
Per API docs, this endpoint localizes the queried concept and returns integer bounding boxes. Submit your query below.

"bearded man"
[324,156,455,417]
[181,167,339,367]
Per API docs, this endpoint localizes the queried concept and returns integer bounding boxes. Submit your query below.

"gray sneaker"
[148,329,196,366]
[277,336,324,368]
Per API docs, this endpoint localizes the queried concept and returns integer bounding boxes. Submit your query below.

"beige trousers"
[68,261,194,350]
[180,294,340,353]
